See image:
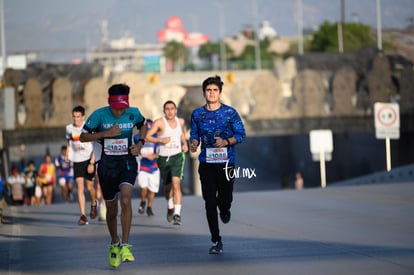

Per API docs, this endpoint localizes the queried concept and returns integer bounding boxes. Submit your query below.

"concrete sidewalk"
[1,182,414,275]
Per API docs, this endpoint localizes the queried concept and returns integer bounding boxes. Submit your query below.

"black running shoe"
[146,206,154,216]
[209,241,223,254]
[138,201,145,214]
[90,201,98,219]
[220,211,231,224]
[173,214,181,225]
[167,208,174,223]
[78,214,88,225]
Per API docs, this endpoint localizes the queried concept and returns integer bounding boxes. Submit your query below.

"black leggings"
[198,162,234,243]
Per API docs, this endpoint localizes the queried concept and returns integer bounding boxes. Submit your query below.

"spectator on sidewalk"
[23,160,39,206]
[38,154,56,205]
[7,167,25,205]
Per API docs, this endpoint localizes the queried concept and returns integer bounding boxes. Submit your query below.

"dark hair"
[163,100,177,110]
[202,75,223,92]
[72,105,85,115]
[108,84,130,95]
[61,145,67,150]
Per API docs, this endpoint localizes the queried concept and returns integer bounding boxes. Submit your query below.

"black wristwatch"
[138,138,145,145]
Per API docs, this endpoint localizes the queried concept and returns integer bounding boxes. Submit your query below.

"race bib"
[104,138,129,155]
[165,137,180,150]
[206,147,228,163]
[140,146,154,156]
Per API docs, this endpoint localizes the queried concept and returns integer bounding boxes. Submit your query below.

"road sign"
[309,129,333,188]
[374,103,400,139]
[374,102,399,171]
[310,129,333,155]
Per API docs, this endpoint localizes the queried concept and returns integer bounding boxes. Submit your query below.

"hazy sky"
[3,0,414,62]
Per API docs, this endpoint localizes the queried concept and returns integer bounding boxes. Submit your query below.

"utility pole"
[376,0,383,51]
[0,0,7,74]
[337,0,345,53]
[297,0,304,55]
[252,0,261,70]
[214,2,227,71]
[218,7,227,71]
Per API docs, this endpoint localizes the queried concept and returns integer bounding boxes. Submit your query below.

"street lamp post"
[376,0,383,51]
[218,8,227,71]
[337,0,345,53]
[252,0,261,70]
[296,0,304,55]
[0,0,7,74]
[214,2,227,71]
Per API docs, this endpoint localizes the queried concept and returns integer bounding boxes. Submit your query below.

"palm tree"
[163,41,189,72]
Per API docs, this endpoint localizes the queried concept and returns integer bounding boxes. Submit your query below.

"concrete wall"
[2,51,413,131]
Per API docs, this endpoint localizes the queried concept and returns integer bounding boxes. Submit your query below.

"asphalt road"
[1,182,414,275]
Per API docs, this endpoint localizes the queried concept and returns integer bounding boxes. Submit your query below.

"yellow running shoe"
[120,244,135,262]
[108,243,121,268]
[98,204,107,221]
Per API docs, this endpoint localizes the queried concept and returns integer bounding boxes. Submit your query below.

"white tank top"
[66,123,93,163]
[158,117,182,157]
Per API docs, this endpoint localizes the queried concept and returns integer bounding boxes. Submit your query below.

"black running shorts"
[97,155,138,201]
[73,159,95,181]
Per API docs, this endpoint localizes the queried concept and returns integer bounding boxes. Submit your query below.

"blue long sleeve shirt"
[190,103,246,166]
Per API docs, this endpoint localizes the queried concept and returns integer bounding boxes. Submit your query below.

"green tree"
[284,38,313,57]
[198,41,233,70]
[198,41,220,59]
[198,41,219,69]
[310,21,376,52]
[238,45,256,69]
[163,41,189,71]
[260,38,277,69]
[237,38,276,69]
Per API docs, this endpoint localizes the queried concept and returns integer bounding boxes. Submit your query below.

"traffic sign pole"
[310,129,333,188]
[386,136,391,171]
[374,103,399,172]
[320,150,326,188]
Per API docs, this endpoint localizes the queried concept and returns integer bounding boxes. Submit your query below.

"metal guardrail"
[331,163,414,186]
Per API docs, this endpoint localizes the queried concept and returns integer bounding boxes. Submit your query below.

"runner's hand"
[190,139,199,152]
